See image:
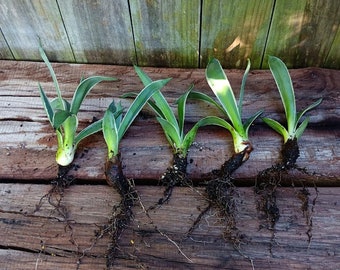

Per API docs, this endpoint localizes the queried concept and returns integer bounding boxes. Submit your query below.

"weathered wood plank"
[130,0,200,67]
[0,184,339,269]
[0,61,339,183]
[0,0,74,62]
[0,31,13,59]
[264,0,340,68]
[1,61,338,124]
[57,0,136,64]
[325,25,340,69]
[200,0,274,69]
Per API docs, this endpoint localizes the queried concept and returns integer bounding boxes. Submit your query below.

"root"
[157,153,189,205]
[105,154,137,268]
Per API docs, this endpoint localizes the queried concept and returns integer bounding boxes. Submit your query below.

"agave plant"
[103,77,171,189]
[189,58,263,175]
[262,56,322,167]
[102,77,170,267]
[123,66,227,204]
[38,46,117,167]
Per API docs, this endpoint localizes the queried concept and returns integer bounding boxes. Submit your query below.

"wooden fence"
[0,0,339,69]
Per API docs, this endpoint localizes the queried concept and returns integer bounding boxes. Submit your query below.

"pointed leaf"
[243,110,263,135]
[181,116,232,155]
[134,66,178,128]
[38,83,54,125]
[268,56,296,135]
[75,119,103,146]
[295,117,310,140]
[176,84,194,137]
[262,117,289,142]
[295,98,322,129]
[157,117,181,150]
[39,45,63,106]
[103,109,119,158]
[53,110,72,129]
[187,90,225,114]
[239,58,251,115]
[70,76,117,114]
[118,78,171,141]
[206,58,243,135]
[134,65,153,85]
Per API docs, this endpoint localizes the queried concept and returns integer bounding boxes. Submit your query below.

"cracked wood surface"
[0,60,339,184]
[0,184,339,269]
[0,61,339,269]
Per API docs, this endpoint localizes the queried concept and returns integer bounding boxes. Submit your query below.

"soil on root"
[255,138,316,250]
[105,154,138,268]
[35,164,76,218]
[157,153,189,205]
[187,151,247,249]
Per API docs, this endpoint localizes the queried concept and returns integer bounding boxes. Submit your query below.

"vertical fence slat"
[0,30,13,59]
[57,0,136,64]
[130,0,200,67]
[325,27,340,69]
[263,0,340,68]
[0,0,74,62]
[200,0,274,69]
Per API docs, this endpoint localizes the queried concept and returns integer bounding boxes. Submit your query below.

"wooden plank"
[0,30,13,59]
[57,0,136,65]
[130,0,200,67]
[0,0,74,62]
[0,184,339,269]
[200,0,274,69]
[325,25,340,69]
[0,61,339,183]
[263,0,340,68]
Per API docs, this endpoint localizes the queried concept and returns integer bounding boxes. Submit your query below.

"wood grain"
[200,0,274,69]
[0,0,74,62]
[0,184,339,269]
[57,0,136,64]
[130,0,200,67]
[0,61,339,184]
[264,0,340,68]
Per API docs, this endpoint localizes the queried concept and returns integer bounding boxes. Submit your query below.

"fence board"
[325,26,340,69]
[0,31,13,59]
[57,0,136,64]
[263,0,340,68]
[130,0,200,67]
[0,0,74,62]
[200,0,274,69]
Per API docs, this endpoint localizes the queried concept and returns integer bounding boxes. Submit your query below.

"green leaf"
[239,58,251,115]
[206,58,243,135]
[156,117,181,150]
[268,55,296,135]
[53,110,72,129]
[187,90,225,115]
[295,98,322,129]
[118,78,171,141]
[70,76,117,114]
[134,65,153,85]
[243,110,263,135]
[181,115,232,155]
[38,83,54,124]
[135,66,178,129]
[262,117,289,142]
[39,45,63,107]
[295,117,310,140]
[103,109,119,158]
[75,118,103,146]
[176,84,194,137]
